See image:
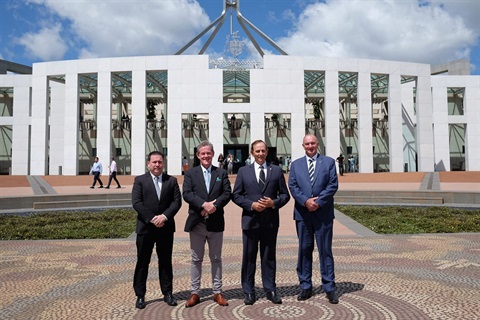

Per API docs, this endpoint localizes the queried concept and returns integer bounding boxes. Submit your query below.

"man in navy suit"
[288,134,339,304]
[183,141,231,308]
[132,151,182,309]
[233,140,290,305]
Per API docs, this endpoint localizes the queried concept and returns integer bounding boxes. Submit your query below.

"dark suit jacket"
[183,165,231,232]
[288,154,338,222]
[132,172,182,235]
[232,163,290,230]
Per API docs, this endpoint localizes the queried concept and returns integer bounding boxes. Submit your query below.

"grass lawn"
[336,205,480,234]
[0,209,136,240]
[0,206,479,240]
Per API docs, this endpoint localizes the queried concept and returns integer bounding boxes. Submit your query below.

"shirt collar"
[306,154,318,162]
[201,165,212,173]
[254,162,266,170]
[150,172,162,180]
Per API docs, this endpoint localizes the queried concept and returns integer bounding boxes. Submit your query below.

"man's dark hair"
[250,139,266,152]
[147,151,164,162]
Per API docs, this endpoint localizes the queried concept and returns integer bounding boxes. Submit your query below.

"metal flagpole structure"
[175,0,288,57]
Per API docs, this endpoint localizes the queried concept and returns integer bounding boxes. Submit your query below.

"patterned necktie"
[204,169,210,191]
[258,166,265,189]
[154,176,161,200]
[308,158,315,185]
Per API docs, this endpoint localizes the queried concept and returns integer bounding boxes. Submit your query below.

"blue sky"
[1,0,479,74]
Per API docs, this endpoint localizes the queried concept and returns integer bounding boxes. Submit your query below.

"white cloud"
[16,24,68,61]
[277,0,478,65]
[25,0,211,59]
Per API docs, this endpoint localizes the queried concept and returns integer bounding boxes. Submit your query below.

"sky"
[1,0,479,74]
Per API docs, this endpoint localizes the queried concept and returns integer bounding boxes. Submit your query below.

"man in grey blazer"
[232,140,290,305]
[132,151,182,309]
[183,141,231,307]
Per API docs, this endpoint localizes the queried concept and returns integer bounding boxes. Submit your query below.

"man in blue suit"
[288,134,339,304]
[233,140,290,305]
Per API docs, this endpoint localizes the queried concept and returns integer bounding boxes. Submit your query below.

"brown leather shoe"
[213,293,229,306]
[185,293,200,307]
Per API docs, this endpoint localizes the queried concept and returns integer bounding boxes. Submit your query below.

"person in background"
[348,155,355,172]
[217,153,224,169]
[89,157,104,189]
[182,156,189,175]
[226,154,233,175]
[288,134,339,304]
[232,140,290,305]
[182,141,231,308]
[105,157,121,189]
[132,151,182,309]
[336,154,345,176]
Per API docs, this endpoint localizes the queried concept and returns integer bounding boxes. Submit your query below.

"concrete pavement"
[0,172,479,319]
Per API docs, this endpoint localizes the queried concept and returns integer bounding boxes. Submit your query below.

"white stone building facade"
[0,55,478,176]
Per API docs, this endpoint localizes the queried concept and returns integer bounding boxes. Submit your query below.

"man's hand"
[151,214,167,228]
[252,196,273,212]
[258,196,274,208]
[252,201,267,212]
[201,200,217,218]
[305,197,319,212]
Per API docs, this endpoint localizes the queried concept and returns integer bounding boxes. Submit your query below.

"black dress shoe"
[297,288,313,301]
[326,290,339,304]
[266,291,282,304]
[164,293,178,306]
[244,293,256,305]
[135,296,146,309]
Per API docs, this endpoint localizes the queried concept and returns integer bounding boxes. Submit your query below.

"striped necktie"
[308,158,314,185]
[258,166,265,189]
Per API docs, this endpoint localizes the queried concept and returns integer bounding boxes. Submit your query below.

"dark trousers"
[338,163,344,176]
[133,232,174,297]
[106,171,121,187]
[295,219,335,293]
[92,172,103,187]
[241,227,278,294]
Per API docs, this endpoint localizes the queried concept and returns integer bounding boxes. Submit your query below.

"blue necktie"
[154,176,161,200]
[204,170,210,191]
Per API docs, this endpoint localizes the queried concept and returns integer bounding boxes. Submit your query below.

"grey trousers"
[189,222,224,294]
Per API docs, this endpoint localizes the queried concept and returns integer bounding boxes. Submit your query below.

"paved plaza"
[0,172,479,319]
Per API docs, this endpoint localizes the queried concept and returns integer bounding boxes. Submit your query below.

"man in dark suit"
[288,134,339,304]
[132,151,182,309]
[183,141,231,308]
[232,140,290,305]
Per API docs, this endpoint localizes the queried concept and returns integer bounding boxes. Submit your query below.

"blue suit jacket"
[233,163,290,230]
[288,154,338,222]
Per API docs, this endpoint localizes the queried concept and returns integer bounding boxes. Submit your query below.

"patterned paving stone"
[1,234,479,319]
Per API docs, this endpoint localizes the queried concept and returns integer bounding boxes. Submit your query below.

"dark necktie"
[308,158,314,185]
[258,166,265,189]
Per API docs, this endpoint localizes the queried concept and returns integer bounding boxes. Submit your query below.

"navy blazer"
[183,165,231,232]
[233,163,290,230]
[132,172,182,235]
[288,154,338,222]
